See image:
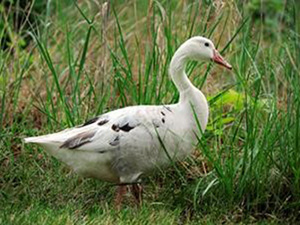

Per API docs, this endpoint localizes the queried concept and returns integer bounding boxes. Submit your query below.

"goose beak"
[212,50,232,70]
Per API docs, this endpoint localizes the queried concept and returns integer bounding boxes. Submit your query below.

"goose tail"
[24,127,76,145]
[24,136,52,144]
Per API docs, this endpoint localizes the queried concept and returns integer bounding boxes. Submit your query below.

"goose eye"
[204,42,209,47]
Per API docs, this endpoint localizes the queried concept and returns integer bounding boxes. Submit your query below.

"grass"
[1,0,300,224]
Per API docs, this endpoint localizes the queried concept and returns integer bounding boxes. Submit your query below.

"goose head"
[178,36,232,70]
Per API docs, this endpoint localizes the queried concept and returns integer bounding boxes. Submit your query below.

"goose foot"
[131,183,143,206]
[114,185,127,210]
[114,183,143,209]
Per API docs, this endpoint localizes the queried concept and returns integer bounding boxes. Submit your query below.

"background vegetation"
[1,0,299,224]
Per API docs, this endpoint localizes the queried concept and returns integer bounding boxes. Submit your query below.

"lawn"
[1,0,300,224]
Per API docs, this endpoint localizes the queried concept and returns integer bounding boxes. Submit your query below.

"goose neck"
[170,51,193,91]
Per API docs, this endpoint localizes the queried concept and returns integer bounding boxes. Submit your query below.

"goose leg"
[114,185,127,210]
[131,183,143,206]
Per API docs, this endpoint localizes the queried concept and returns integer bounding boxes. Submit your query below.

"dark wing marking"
[163,105,172,112]
[81,116,99,127]
[119,123,135,132]
[152,119,160,128]
[111,122,136,132]
[109,135,120,146]
[112,117,139,133]
[60,131,96,149]
[98,119,109,126]
[161,111,165,116]
[162,118,165,123]
[112,124,120,132]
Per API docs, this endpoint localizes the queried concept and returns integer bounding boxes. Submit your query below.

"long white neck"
[169,44,209,131]
[169,49,192,94]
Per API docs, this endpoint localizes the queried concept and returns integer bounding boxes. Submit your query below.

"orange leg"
[114,185,127,210]
[131,183,143,206]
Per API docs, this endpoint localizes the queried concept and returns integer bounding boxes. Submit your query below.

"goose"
[24,36,232,207]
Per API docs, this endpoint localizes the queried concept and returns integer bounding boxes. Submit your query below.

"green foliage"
[0,0,74,50]
[245,0,294,38]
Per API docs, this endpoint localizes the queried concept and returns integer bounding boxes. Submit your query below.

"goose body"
[25,36,231,185]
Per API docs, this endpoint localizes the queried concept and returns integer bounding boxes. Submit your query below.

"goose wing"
[51,105,171,153]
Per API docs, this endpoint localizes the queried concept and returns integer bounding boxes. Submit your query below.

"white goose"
[25,36,231,206]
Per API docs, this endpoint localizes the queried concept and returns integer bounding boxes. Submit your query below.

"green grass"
[1,0,300,224]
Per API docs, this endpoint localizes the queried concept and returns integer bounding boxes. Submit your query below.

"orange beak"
[212,50,232,70]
